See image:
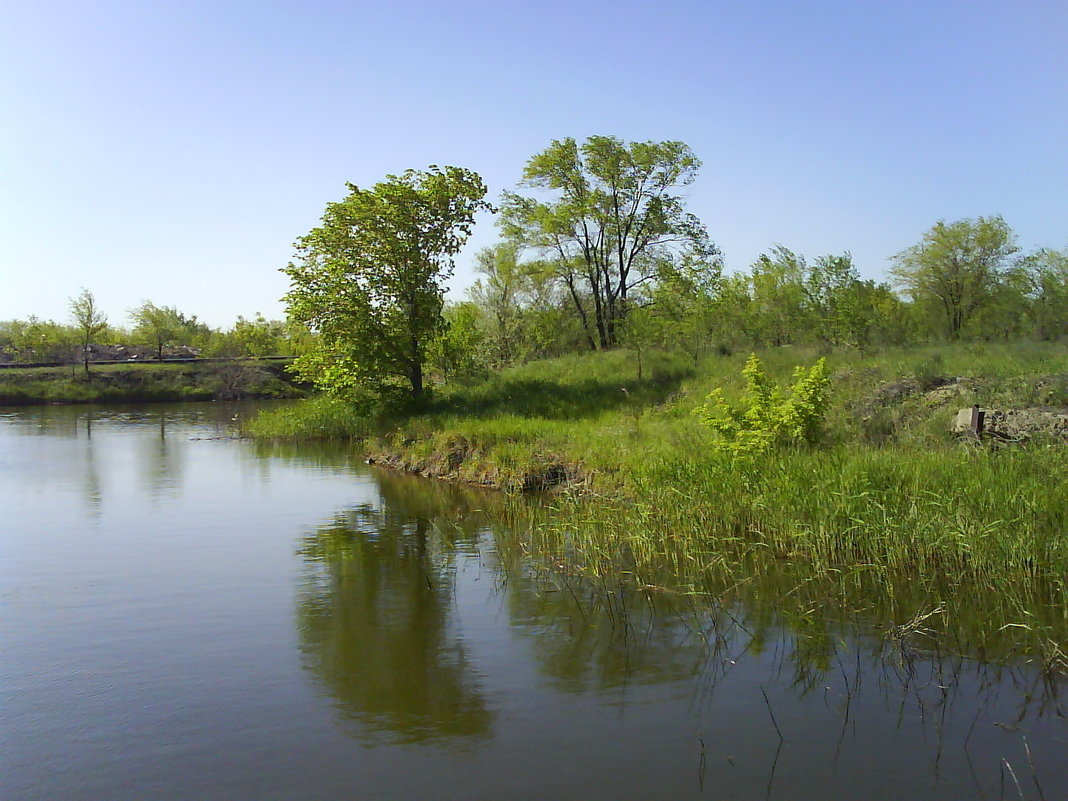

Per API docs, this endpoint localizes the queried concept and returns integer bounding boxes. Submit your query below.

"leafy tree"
[500,136,716,349]
[2,317,77,363]
[468,243,527,365]
[284,167,491,403]
[130,302,183,359]
[803,253,857,345]
[846,279,914,348]
[468,243,587,364]
[231,313,288,357]
[971,265,1034,341]
[748,247,809,346]
[708,273,757,349]
[644,254,722,366]
[1022,248,1068,341]
[891,216,1019,340]
[800,253,908,348]
[69,289,107,376]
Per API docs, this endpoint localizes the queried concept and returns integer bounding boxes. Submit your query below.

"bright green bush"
[693,354,830,453]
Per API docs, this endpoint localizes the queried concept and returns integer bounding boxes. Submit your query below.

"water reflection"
[295,467,1068,797]
[296,473,493,745]
[4,404,1067,800]
[504,572,709,693]
[140,413,183,498]
[81,411,103,515]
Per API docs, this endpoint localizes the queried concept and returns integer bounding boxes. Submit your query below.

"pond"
[2,403,1065,799]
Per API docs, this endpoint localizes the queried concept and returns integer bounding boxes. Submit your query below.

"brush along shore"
[247,343,1068,580]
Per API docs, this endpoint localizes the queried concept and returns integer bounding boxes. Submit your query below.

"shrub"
[693,354,830,454]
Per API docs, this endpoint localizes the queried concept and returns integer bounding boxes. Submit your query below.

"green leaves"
[500,135,717,349]
[693,355,830,455]
[284,166,491,403]
[891,216,1019,339]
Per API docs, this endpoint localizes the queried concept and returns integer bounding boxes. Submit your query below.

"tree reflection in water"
[296,474,493,745]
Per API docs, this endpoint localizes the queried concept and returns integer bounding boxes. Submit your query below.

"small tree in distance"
[130,301,183,360]
[69,289,107,377]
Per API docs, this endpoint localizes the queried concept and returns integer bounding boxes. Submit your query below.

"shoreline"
[0,359,307,406]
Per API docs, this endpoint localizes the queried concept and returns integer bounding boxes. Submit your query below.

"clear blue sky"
[3,0,1066,328]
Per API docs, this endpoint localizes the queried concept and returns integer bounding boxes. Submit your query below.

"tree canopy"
[501,136,718,349]
[891,216,1019,339]
[130,302,205,359]
[284,166,491,403]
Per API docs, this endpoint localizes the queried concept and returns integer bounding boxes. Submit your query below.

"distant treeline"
[7,137,1066,384]
[431,216,1068,383]
[0,304,309,365]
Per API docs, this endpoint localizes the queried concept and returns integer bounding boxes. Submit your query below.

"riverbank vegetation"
[1,303,308,366]
[0,359,306,405]
[248,340,1068,586]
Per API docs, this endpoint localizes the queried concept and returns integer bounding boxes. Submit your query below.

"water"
[2,403,1065,800]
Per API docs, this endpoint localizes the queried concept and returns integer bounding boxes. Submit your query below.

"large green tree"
[284,166,491,403]
[500,136,716,349]
[890,216,1019,340]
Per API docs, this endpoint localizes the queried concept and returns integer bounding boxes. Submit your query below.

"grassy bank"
[0,359,308,405]
[247,343,1068,660]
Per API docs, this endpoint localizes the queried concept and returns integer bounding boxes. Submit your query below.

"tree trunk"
[410,362,424,401]
[564,276,597,351]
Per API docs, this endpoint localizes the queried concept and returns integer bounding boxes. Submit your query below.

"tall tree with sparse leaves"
[69,289,107,376]
[284,167,491,404]
[501,136,716,349]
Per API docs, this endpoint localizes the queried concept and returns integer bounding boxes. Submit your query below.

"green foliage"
[693,354,830,453]
[69,289,107,375]
[1022,248,1068,341]
[247,341,1068,651]
[468,244,586,365]
[427,302,488,384]
[500,136,717,349]
[641,255,723,366]
[891,216,1019,340]
[1,316,78,362]
[230,313,286,357]
[129,301,209,358]
[285,166,491,403]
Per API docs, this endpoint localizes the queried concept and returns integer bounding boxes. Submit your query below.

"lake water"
[2,403,1065,800]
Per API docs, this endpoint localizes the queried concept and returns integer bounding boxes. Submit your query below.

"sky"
[2,0,1066,329]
